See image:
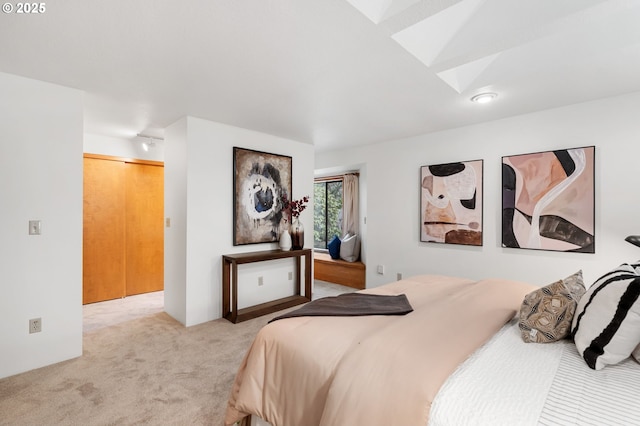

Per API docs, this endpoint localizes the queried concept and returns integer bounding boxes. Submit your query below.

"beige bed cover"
[225,275,535,426]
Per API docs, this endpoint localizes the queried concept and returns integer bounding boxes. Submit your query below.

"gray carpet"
[0,281,354,426]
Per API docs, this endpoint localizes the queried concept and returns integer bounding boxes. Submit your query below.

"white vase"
[279,229,292,251]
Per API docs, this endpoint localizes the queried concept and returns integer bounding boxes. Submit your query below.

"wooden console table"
[222,248,312,323]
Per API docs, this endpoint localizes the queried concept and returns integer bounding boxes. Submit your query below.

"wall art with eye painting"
[502,146,595,253]
[233,147,292,245]
[420,159,483,246]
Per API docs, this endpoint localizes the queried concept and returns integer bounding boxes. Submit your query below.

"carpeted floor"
[0,281,354,426]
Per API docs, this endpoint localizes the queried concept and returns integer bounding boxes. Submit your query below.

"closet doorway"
[83,154,164,305]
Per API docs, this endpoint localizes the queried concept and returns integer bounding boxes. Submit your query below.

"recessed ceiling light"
[471,92,497,104]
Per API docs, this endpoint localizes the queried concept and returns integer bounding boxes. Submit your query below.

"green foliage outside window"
[314,180,343,249]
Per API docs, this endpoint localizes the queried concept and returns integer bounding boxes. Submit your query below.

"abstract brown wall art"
[502,146,595,253]
[420,159,483,246]
[233,147,292,245]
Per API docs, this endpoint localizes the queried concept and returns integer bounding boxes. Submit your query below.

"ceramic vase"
[279,228,292,251]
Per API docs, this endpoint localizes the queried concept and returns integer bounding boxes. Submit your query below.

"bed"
[224,273,640,426]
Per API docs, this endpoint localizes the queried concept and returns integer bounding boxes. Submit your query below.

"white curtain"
[342,173,359,237]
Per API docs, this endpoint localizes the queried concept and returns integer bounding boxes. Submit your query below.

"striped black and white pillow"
[571,262,640,370]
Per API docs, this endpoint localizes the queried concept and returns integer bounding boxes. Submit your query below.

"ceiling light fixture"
[470,92,498,104]
[137,133,163,151]
[142,138,155,152]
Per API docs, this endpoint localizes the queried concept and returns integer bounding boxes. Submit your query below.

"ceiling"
[1,0,640,152]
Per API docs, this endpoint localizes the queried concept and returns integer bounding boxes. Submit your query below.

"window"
[314,178,343,249]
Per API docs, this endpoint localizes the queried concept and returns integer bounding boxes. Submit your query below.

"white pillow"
[633,344,640,364]
[571,263,640,370]
[340,233,360,262]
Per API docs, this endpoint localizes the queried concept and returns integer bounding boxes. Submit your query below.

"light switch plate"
[29,220,41,235]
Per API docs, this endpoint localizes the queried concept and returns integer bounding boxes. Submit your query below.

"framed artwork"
[233,147,292,245]
[420,159,483,246]
[502,146,595,253]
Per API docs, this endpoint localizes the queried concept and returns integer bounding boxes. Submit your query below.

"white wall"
[84,133,165,161]
[316,91,640,289]
[164,118,188,324]
[0,72,83,379]
[165,117,314,326]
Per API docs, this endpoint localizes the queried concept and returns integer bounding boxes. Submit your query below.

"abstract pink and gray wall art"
[421,159,483,246]
[502,146,595,253]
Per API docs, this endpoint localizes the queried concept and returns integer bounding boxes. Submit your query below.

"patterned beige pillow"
[519,271,586,343]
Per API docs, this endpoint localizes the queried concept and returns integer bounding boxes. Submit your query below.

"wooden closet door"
[125,162,164,296]
[83,157,126,304]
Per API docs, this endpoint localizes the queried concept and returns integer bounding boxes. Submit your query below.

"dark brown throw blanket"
[269,292,413,323]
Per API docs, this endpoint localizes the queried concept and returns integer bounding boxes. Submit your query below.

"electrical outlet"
[288,271,293,280]
[397,273,403,280]
[29,318,41,334]
[377,265,385,275]
[258,276,264,286]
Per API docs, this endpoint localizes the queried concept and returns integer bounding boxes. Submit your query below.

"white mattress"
[428,320,568,426]
[429,320,640,426]
[538,341,640,426]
